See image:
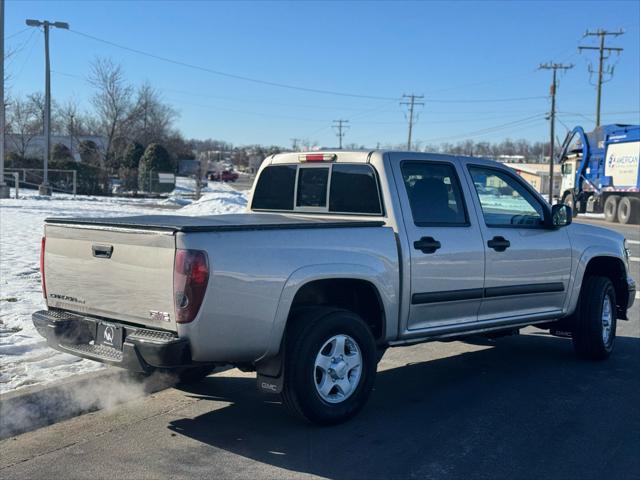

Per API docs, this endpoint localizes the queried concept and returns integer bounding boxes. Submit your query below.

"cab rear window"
[297,168,329,207]
[251,165,296,210]
[329,164,382,214]
[252,164,382,215]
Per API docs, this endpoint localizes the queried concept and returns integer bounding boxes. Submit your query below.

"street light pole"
[26,18,69,196]
[0,0,9,198]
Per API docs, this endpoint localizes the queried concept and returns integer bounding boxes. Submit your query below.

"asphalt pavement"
[1,217,638,480]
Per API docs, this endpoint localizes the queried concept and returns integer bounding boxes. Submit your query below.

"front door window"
[468,166,544,227]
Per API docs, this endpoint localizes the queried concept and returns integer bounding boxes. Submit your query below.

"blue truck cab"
[559,124,640,224]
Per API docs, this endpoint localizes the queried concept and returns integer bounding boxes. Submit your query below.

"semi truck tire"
[603,195,620,223]
[617,197,640,225]
[572,276,616,360]
[281,308,376,425]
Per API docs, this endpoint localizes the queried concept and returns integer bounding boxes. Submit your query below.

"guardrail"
[5,168,77,197]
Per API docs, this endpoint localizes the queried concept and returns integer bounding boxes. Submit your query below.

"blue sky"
[4,0,639,148]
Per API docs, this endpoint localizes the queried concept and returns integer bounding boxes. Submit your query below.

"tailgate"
[44,224,177,331]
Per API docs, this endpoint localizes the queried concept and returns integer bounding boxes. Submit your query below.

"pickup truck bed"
[42,214,388,332]
[45,213,385,232]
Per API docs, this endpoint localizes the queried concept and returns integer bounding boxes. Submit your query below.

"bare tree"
[88,57,133,168]
[128,82,177,146]
[5,96,40,158]
[26,92,62,134]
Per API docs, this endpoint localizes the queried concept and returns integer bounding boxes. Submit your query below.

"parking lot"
[1,217,638,480]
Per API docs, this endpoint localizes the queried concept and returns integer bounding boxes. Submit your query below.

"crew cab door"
[390,154,485,331]
[463,164,572,321]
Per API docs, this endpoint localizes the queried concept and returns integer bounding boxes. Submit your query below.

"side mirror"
[549,203,572,227]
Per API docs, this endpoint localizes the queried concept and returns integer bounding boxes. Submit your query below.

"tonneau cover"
[45,213,384,233]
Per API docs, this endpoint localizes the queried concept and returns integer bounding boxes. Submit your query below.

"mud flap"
[257,373,284,394]
[550,329,573,338]
[256,344,285,394]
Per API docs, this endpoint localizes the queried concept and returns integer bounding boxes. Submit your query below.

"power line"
[69,30,550,106]
[332,119,350,149]
[539,61,574,202]
[400,94,424,150]
[68,29,398,101]
[424,95,546,104]
[579,28,624,127]
[420,113,546,143]
[5,27,30,40]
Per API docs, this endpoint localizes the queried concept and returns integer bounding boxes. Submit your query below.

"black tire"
[281,308,377,425]
[572,276,617,360]
[617,197,640,225]
[603,195,620,223]
[562,192,578,217]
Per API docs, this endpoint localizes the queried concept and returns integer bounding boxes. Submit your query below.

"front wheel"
[282,309,377,425]
[572,276,617,360]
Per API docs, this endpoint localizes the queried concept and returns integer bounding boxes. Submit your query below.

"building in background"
[5,133,107,161]
[505,163,562,198]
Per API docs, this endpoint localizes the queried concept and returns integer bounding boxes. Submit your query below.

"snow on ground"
[0,181,247,393]
[178,186,248,215]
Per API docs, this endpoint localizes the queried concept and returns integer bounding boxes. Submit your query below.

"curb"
[0,368,177,439]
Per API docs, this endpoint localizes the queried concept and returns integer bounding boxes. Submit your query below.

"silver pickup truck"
[33,151,636,424]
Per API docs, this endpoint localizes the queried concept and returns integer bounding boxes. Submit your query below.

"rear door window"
[401,162,468,225]
[329,164,382,214]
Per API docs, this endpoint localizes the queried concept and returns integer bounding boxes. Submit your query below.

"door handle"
[487,236,510,252]
[92,244,113,259]
[414,236,441,254]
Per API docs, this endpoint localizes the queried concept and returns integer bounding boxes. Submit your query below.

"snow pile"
[162,177,249,212]
[179,183,247,215]
[0,185,247,393]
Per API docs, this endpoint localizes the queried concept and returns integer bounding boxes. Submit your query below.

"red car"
[220,170,239,182]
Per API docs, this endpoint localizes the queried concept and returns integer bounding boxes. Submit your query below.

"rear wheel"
[603,195,620,223]
[617,197,640,225]
[281,308,377,425]
[572,276,617,360]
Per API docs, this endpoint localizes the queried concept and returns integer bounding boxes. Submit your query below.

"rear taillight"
[40,236,47,300]
[173,249,209,324]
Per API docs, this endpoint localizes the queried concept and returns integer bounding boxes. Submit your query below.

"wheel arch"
[567,251,630,320]
[260,264,398,363]
[287,278,386,342]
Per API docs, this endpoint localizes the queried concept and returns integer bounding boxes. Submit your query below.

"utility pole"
[0,0,9,198]
[579,29,624,127]
[400,94,424,151]
[290,138,300,151]
[26,18,69,196]
[539,62,574,203]
[69,113,74,159]
[332,119,349,149]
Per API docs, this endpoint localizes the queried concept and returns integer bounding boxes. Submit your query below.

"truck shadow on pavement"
[168,334,640,480]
